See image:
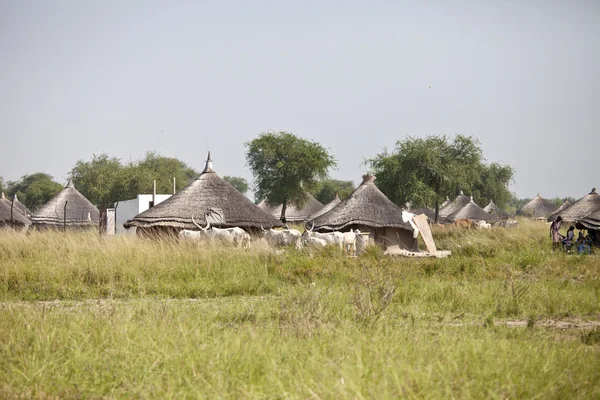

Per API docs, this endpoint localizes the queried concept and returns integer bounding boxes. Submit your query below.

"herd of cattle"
[178,216,366,255]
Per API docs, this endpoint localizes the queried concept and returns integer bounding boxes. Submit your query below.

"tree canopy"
[71,152,198,205]
[223,176,249,195]
[245,131,336,222]
[4,173,63,211]
[367,134,513,222]
[310,179,354,204]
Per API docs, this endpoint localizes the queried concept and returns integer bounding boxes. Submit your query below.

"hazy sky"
[1,1,598,199]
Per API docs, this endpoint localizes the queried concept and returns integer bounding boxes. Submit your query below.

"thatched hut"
[12,194,32,217]
[516,194,558,219]
[124,152,285,236]
[547,188,600,223]
[306,193,341,221]
[483,200,510,220]
[439,191,471,220]
[307,175,416,249]
[446,199,493,223]
[258,192,324,222]
[31,180,99,230]
[0,195,31,230]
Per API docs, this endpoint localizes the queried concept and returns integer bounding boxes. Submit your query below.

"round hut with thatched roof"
[307,175,416,250]
[124,152,285,236]
[446,198,494,223]
[306,193,341,221]
[31,180,99,230]
[439,191,471,221]
[483,200,510,220]
[257,192,324,223]
[516,194,558,219]
[547,188,600,223]
[0,194,31,231]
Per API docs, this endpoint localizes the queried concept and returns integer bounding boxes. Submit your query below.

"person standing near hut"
[550,216,563,250]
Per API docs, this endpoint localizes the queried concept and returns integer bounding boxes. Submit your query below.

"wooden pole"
[63,201,68,232]
[173,177,176,194]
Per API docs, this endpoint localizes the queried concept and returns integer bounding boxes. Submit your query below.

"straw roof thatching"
[440,196,451,209]
[257,192,324,222]
[556,200,571,213]
[124,153,285,230]
[13,194,32,217]
[0,195,31,227]
[516,194,558,219]
[483,200,510,220]
[307,175,413,232]
[446,200,493,222]
[547,188,600,222]
[307,193,341,221]
[579,209,600,231]
[31,180,99,227]
[439,191,471,218]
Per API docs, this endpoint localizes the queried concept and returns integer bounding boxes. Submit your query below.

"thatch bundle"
[483,200,510,220]
[547,188,600,223]
[446,200,493,222]
[0,194,31,228]
[124,153,284,231]
[307,193,341,221]
[258,192,324,222]
[516,194,558,219]
[31,180,99,228]
[439,191,470,219]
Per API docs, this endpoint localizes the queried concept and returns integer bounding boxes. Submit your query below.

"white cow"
[473,220,492,229]
[296,236,328,250]
[301,223,345,250]
[261,224,302,248]
[184,215,250,248]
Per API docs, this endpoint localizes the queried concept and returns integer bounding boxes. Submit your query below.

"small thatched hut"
[516,194,558,219]
[307,193,341,221]
[439,191,471,219]
[124,152,285,236]
[0,195,31,230]
[446,199,494,223]
[31,180,99,230]
[483,200,510,220]
[307,175,416,249]
[547,188,600,223]
[258,192,324,222]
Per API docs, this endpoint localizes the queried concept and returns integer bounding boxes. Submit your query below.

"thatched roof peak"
[447,200,493,222]
[362,174,376,184]
[202,151,215,174]
[308,175,413,232]
[483,200,510,219]
[440,192,471,219]
[0,199,31,226]
[548,188,600,222]
[517,194,558,218]
[65,179,75,189]
[31,180,99,226]
[12,194,32,217]
[124,154,284,230]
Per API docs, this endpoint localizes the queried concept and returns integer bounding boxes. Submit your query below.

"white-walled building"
[106,194,172,235]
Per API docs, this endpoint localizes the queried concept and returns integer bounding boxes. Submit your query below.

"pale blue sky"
[1,0,598,199]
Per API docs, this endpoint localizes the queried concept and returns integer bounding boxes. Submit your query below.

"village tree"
[367,134,513,223]
[245,131,336,222]
[311,179,354,204]
[4,173,63,211]
[223,176,249,195]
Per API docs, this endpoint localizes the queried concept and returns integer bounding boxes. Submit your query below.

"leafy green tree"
[246,131,337,222]
[223,176,249,194]
[311,179,354,204]
[6,173,63,211]
[471,163,514,209]
[367,134,489,222]
[70,154,123,205]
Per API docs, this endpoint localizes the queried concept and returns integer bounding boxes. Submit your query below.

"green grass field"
[1,221,599,399]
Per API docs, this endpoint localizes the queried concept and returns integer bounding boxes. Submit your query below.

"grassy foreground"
[1,221,599,398]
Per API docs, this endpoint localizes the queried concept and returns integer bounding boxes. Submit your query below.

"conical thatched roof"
[447,199,493,222]
[516,194,558,218]
[308,175,412,231]
[257,192,324,222]
[440,191,471,218]
[31,180,99,226]
[307,193,341,221]
[0,195,31,226]
[483,200,510,219]
[556,200,571,213]
[124,152,285,230]
[547,189,600,222]
[1,193,29,219]
[12,194,32,217]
